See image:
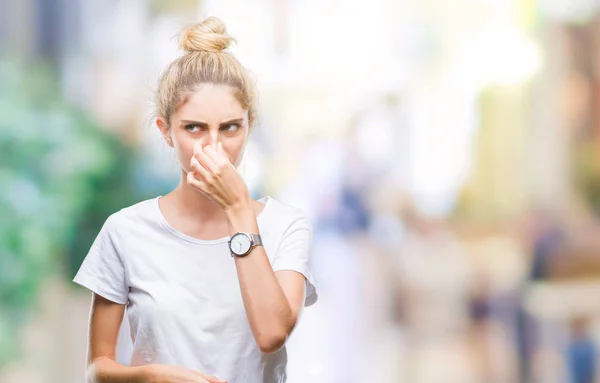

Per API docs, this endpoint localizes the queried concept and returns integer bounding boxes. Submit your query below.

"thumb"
[193,139,204,156]
[217,141,226,156]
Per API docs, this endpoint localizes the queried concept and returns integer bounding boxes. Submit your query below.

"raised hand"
[187,140,250,212]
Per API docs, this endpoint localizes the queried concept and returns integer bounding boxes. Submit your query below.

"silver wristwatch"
[228,232,263,257]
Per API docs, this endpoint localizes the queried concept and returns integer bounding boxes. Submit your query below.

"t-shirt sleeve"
[72,214,129,304]
[272,212,318,306]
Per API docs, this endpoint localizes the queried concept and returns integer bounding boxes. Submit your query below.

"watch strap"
[250,233,263,247]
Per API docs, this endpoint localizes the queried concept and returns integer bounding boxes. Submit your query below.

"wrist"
[224,199,253,220]
[138,364,157,383]
[225,202,259,235]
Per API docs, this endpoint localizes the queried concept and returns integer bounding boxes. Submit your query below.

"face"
[157,83,250,172]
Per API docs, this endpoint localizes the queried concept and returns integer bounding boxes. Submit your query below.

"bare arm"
[86,294,224,383]
[188,142,309,355]
[86,293,148,383]
[226,207,307,354]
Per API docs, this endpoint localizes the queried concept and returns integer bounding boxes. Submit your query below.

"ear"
[157,117,174,148]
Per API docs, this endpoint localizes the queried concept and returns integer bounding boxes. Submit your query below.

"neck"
[171,171,225,221]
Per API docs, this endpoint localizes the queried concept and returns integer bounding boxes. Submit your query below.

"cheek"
[224,138,247,166]
[172,133,196,169]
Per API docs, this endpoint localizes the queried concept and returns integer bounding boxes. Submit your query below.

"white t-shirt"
[73,196,317,383]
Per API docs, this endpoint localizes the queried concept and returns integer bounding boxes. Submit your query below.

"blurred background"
[4,0,600,382]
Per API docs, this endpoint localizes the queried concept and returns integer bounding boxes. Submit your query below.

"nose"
[203,131,220,149]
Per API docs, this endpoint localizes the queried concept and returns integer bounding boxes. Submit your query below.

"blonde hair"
[156,17,256,127]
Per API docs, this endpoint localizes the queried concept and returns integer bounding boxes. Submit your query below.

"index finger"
[194,371,226,383]
[203,145,229,167]
[193,139,204,156]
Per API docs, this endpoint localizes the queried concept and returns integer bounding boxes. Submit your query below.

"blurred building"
[6,0,600,382]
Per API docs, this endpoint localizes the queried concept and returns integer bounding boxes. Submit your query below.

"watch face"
[230,233,252,255]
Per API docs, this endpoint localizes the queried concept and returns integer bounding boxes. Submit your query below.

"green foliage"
[0,58,144,367]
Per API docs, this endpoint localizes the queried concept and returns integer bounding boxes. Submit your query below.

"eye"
[221,123,240,132]
[185,124,203,133]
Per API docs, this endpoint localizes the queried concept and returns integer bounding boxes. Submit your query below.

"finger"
[193,139,219,173]
[217,141,226,156]
[195,145,220,174]
[193,371,225,383]
[203,145,229,167]
[187,170,208,192]
[201,146,229,179]
[190,156,211,181]
[193,139,204,157]
[206,376,227,383]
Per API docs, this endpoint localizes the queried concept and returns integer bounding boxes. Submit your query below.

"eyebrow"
[180,118,244,127]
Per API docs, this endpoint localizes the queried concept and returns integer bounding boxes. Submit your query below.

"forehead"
[177,84,246,121]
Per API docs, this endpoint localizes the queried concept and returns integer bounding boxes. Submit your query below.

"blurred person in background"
[72,17,317,383]
[516,209,564,382]
[567,317,597,383]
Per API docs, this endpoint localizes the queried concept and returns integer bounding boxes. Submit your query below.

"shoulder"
[103,197,160,233]
[262,197,313,233]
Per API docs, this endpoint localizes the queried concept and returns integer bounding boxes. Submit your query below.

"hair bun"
[179,17,234,53]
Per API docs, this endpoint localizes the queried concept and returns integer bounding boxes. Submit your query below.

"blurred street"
[4,0,600,382]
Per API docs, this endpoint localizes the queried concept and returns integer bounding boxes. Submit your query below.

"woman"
[73,17,317,383]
